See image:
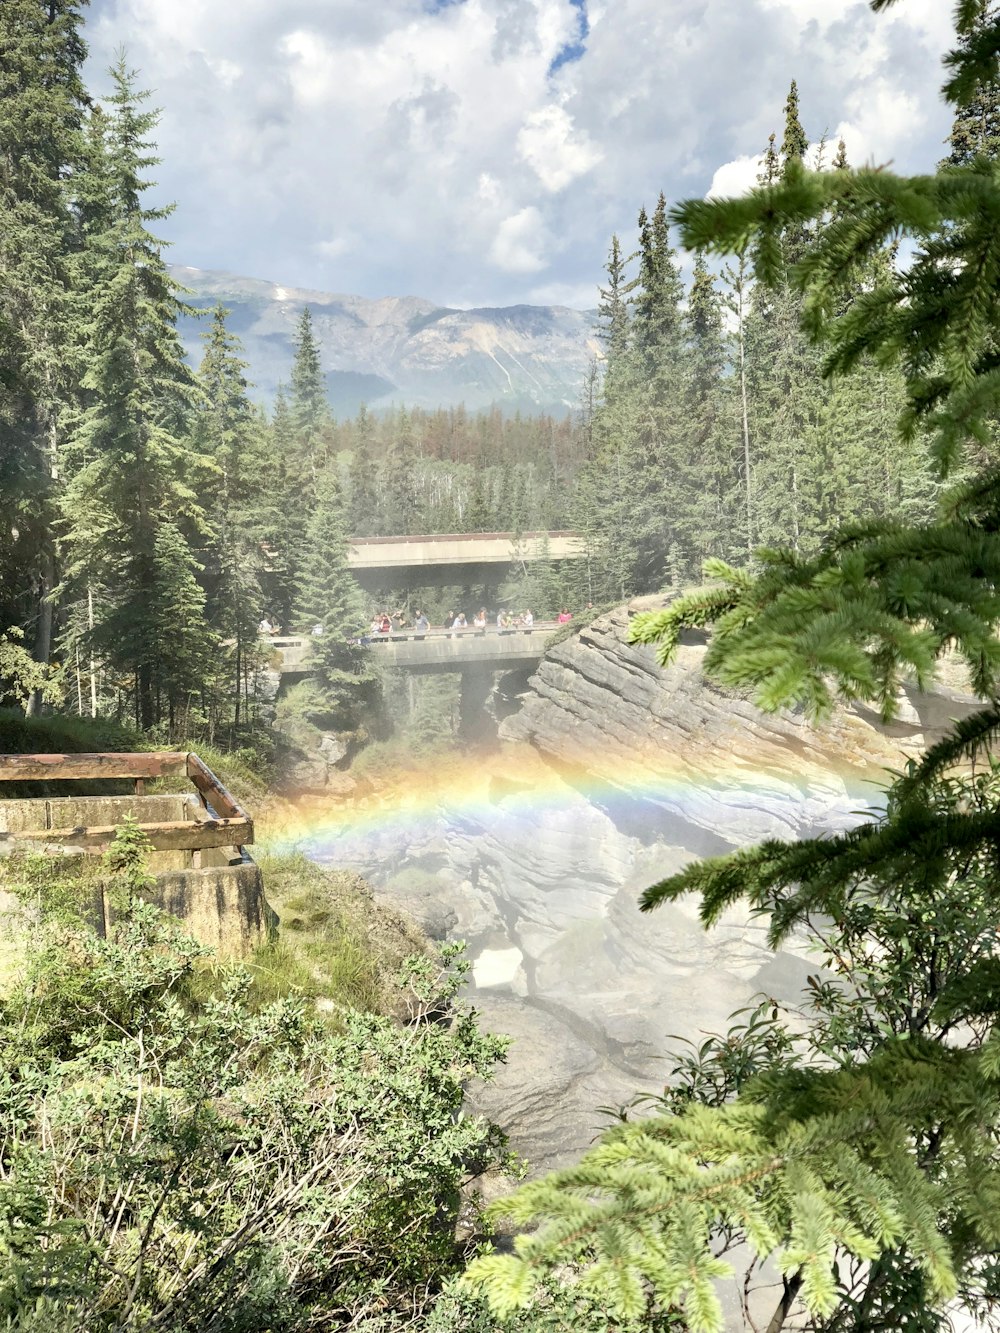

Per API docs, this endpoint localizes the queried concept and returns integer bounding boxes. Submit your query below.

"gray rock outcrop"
[317,605,979,1175]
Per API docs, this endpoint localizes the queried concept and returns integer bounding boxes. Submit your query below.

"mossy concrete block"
[45,794,192,828]
[0,799,49,834]
[0,795,194,838]
[151,855,274,957]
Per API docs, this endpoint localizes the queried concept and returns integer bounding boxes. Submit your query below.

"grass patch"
[253,850,430,1019]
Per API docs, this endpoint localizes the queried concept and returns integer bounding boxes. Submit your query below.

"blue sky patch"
[549,0,589,74]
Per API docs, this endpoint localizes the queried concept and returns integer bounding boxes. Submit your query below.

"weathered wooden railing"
[0,752,253,853]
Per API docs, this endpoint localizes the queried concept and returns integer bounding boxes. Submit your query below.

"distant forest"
[1,0,939,737]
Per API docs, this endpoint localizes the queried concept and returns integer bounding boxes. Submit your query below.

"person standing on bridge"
[474,609,487,630]
[454,612,468,629]
[522,609,533,628]
[414,610,429,633]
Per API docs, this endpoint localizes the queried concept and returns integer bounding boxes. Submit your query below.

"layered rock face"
[314,606,977,1174]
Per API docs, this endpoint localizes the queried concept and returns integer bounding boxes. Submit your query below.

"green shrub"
[0,830,512,1331]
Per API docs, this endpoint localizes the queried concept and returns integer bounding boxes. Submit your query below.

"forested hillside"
[0,0,939,742]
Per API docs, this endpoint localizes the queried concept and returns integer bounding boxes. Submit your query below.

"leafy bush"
[0,828,513,1331]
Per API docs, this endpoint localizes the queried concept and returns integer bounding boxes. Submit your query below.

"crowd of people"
[365,607,540,635]
[259,603,596,641]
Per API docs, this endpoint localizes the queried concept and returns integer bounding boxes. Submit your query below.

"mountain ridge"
[172,266,599,417]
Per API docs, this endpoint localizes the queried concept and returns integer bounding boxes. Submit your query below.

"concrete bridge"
[269,625,562,738]
[345,531,585,589]
[269,624,560,676]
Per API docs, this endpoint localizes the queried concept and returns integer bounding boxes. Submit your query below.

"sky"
[84,0,958,310]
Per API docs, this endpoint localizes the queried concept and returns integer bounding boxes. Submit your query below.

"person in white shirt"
[259,617,272,635]
[523,609,533,628]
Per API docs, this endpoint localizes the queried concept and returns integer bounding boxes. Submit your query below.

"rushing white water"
[296,742,870,1173]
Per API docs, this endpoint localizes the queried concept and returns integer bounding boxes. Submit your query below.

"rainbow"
[263,742,892,867]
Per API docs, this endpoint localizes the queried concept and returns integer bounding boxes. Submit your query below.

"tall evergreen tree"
[0,0,89,679]
[675,255,734,561]
[293,475,379,727]
[195,305,272,728]
[348,403,379,536]
[289,306,327,441]
[780,78,809,164]
[595,233,631,361]
[633,193,684,359]
[744,90,826,552]
[946,0,1000,163]
[62,61,211,730]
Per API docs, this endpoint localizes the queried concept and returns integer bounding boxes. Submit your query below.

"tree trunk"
[25,551,54,716]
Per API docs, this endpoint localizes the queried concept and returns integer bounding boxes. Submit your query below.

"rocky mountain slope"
[172,266,598,415]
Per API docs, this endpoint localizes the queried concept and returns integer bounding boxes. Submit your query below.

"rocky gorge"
[299,603,979,1175]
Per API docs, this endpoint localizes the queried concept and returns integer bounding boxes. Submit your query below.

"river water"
[293,738,877,1174]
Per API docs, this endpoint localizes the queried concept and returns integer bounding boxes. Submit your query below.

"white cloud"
[517,105,603,192]
[84,0,959,307]
[707,153,764,199]
[755,0,862,29]
[315,236,352,260]
[490,207,551,273]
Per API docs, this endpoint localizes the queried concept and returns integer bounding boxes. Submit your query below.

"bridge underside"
[351,561,578,593]
[366,631,548,672]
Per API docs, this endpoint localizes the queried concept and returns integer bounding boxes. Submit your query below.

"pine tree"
[284,305,331,529]
[633,193,684,359]
[946,1,1000,163]
[0,0,89,680]
[195,305,271,729]
[62,61,212,730]
[780,79,809,164]
[348,403,379,536]
[596,233,632,362]
[675,255,734,562]
[289,306,327,439]
[293,475,380,727]
[742,90,828,554]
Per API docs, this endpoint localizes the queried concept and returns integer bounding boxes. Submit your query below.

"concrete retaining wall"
[0,793,273,959]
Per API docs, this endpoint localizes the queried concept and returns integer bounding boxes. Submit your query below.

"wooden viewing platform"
[0,752,253,854]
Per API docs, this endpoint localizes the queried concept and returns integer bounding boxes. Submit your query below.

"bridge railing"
[263,622,561,649]
[0,752,253,853]
[363,621,560,643]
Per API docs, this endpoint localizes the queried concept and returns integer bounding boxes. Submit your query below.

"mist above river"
[286,738,878,1173]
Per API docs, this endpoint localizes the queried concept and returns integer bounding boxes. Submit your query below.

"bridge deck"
[270,623,562,673]
[346,531,584,571]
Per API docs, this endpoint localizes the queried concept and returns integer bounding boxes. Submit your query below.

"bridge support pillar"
[458,666,497,744]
